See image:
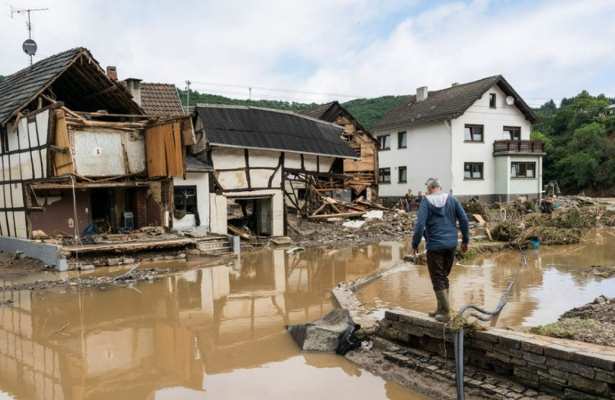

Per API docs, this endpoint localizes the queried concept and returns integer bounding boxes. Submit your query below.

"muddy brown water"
[0,229,613,400]
[359,229,615,327]
[0,248,426,400]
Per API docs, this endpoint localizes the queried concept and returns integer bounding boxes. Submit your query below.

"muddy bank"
[531,295,615,346]
[0,265,174,292]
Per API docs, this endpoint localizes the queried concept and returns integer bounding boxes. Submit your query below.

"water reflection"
[359,230,615,327]
[0,245,423,400]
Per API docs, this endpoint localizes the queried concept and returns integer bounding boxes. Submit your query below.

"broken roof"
[301,101,376,141]
[196,105,357,159]
[373,75,537,131]
[140,83,185,117]
[0,47,142,126]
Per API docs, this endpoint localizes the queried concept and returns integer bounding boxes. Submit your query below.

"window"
[464,124,484,142]
[174,186,198,216]
[511,161,536,178]
[464,162,484,180]
[398,166,407,183]
[378,135,391,151]
[378,168,391,184]
[503,126,521,141]
[489,93,496,108]
[397,131,407,149]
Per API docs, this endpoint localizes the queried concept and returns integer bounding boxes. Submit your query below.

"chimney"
[106,66,118,81]
[125,78,142,106]
[416,86,428,102]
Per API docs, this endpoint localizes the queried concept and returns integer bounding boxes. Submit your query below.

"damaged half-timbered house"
[190,105,358,238]
[0,47,196,266]
[301,101,379,201]
[112,75,213,232]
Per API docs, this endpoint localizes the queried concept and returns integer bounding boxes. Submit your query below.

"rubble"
[287,309,359,353]
[0,266,172,292]
[531,296,615,347]
[288,209,415,248]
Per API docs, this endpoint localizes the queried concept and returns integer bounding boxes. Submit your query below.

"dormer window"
[489,93,496,108]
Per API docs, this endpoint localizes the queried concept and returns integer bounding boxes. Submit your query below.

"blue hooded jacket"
[412,192,470,251]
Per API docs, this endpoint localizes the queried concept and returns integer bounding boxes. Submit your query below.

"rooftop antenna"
[10,6,49,66]
[185,80,192,112]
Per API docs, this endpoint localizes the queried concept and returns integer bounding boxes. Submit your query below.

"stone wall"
[379,309,615,400]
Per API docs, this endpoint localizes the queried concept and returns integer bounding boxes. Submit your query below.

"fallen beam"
[308,211,365,220]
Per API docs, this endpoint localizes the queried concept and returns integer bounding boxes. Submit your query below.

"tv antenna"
[10,6,49,66]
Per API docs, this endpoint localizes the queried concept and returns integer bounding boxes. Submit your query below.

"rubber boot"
[434,290,451,323]
[429,290,443,317]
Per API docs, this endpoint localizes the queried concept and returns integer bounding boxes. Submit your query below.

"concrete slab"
[0,236,67,270]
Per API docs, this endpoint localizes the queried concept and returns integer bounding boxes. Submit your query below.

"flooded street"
[359,229,615,327]
[0,248,425,400]
[0,230,614,399]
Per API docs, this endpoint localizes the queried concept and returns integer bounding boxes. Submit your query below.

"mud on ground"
[531,295,615,347]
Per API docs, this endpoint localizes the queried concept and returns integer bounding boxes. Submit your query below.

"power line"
[189,80,361,99]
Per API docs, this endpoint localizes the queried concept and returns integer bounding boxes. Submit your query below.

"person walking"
[412,178,470,322]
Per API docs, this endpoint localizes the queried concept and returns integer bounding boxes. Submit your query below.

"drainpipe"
[445,120,454,192]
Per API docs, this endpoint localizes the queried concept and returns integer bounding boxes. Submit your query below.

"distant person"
[411,178,470,322]
[401,190,414,212]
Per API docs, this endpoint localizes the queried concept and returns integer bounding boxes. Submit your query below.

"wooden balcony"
[493,140,545,156]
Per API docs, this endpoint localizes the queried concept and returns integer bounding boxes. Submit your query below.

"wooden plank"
[53,109,74,176]
[145,123,167,177]
[308,211,365,220]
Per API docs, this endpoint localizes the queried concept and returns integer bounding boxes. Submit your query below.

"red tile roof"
[140,83,185,116]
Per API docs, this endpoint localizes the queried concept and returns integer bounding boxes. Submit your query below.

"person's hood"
[426,192,449,208]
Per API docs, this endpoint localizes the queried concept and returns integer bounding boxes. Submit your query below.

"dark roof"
[373,75,537,131]
[186,154,213,172]
[196,105,357,158]
[140,83,185,116]
[301,101,376,142]
[0,47,141,126]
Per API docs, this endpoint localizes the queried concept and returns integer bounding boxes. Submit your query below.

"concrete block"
[521,341,545,355]
[0,236,66,269]
[523,352,547,365]
[571,352,615,371]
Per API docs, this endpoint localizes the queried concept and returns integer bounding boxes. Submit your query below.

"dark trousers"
[426,247,456,291]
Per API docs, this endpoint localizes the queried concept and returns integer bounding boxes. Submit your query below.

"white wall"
[226,189,285,236]
[450,84,533,196]
[174,172,210,230]
[0,109,50,238]
[508,155,542,196]
[375,121,452,197]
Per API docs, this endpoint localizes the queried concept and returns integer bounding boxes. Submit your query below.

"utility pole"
[185,80,192,112]
[11,6,49,66]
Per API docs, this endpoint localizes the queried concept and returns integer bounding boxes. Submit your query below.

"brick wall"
[379,309,615,399]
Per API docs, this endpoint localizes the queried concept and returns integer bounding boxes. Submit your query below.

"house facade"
[0,48,189,243]
[190,105,357,237]
[373,75,543,203]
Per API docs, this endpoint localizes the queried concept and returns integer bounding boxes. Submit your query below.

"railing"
[493,140,544,155]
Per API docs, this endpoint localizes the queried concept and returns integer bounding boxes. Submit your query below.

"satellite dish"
[22,39,37,56]
[505,96,515,106]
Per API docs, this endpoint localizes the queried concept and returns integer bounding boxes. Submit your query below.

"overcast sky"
[1,0,615,106]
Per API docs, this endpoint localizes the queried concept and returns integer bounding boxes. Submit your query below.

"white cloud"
[1,0,614,105]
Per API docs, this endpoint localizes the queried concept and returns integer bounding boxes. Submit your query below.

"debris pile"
[0,267,172,292]
[478,197,613,247]
[288,209,415,248]
[531,295,615,346]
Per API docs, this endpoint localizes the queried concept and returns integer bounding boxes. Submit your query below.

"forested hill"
[179,88,615,195]
[177,89,408,130]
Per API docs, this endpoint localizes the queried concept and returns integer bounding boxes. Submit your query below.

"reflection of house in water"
[0,246,384,398]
